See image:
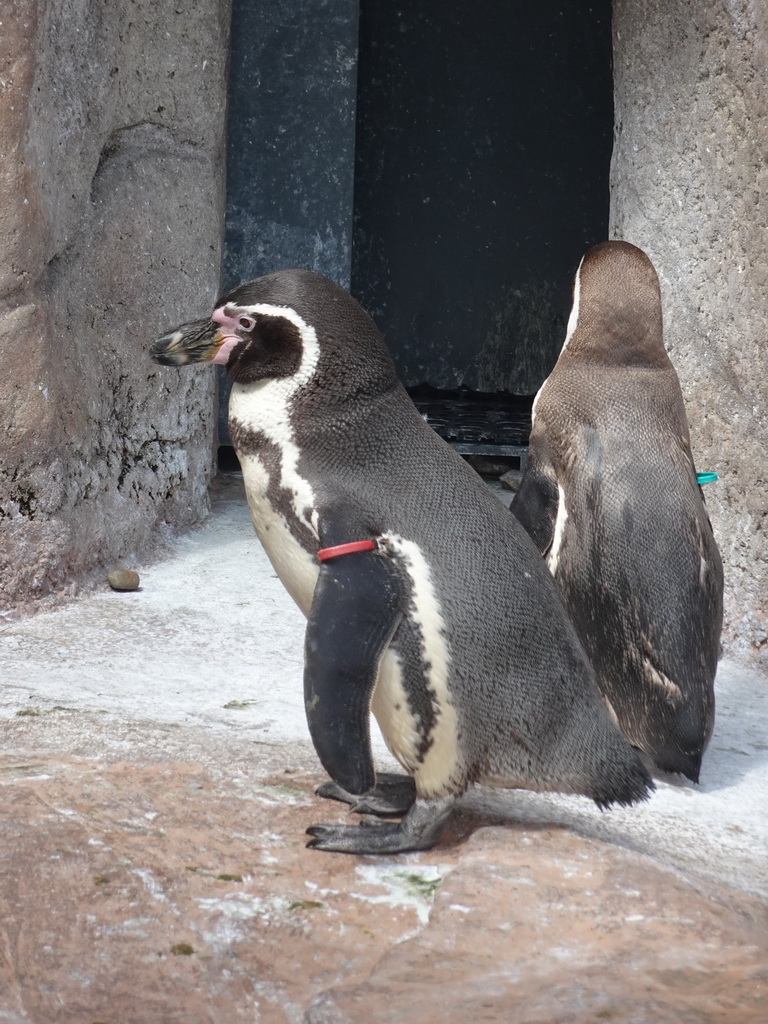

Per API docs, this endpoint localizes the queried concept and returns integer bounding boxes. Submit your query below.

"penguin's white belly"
[237,451,461,797]
[372,647,462,800]
[238,453,320,616]
[373,534,463,799]
[371,650,420,770]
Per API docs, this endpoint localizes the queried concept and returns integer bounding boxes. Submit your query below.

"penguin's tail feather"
[563,711,656,810]
[633,691,713,783]
[586,737,656,810]
[652,746,702,784]
[590,761,655,810]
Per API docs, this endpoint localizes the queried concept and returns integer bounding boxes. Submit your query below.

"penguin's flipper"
[510,434,559,555]
[304,549,405,798]
[306,795,455,854]
[316,772,416,816]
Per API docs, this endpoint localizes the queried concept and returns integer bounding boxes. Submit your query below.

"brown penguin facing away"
[150,269,653,854]
[512,240,724,782]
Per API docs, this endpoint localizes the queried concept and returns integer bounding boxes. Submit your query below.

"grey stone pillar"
[611,0,768,660]
[0,0,231,613]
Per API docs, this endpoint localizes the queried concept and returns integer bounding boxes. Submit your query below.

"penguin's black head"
[149,305,301,381]
[562,240,668,368]
[150,269,398,395]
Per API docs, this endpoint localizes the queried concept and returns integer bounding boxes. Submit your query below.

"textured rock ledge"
[0,716,765,1024]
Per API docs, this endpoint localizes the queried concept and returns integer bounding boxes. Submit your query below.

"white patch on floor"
[353,861,451,927]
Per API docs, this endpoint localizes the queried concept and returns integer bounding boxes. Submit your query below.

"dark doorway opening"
[351,0,613,462]
[219,0,613,467]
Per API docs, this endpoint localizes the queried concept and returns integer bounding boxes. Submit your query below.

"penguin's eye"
[238,314,256,332]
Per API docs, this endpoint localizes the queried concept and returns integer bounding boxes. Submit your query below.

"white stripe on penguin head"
[227,303,321,536]
[560,255,584,354]
[530,255,585,429]
[546,484,569,577]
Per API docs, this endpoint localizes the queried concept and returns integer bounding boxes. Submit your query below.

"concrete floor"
[1,474,766,1022]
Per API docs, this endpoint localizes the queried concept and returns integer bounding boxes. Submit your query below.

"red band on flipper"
[317,540,377,562]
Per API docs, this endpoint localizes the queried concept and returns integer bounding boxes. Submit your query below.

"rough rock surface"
[611,1,768,661]
[0,0,231,613]
[0,728,765,1024]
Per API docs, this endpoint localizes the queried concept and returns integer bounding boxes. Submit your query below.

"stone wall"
[0,0,231,613]
[611,0,768,660]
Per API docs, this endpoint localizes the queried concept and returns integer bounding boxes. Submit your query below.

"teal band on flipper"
[697,472,718,485]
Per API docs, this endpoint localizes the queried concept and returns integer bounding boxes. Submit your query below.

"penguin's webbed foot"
[315,772,416,817]
[306,795,455,855]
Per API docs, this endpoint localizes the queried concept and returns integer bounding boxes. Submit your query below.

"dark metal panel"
[223,0,360,290]
[220,0,360,439]
[351,0,613,395]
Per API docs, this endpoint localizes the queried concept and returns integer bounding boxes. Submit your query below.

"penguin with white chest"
[151,269,653,854]
[512,241,724,782]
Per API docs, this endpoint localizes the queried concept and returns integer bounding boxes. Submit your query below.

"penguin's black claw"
[305,821,431,854]
[305,795,455,855]
[349,796,406,817]
[315,780,356,804]
[316,773,416,817]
